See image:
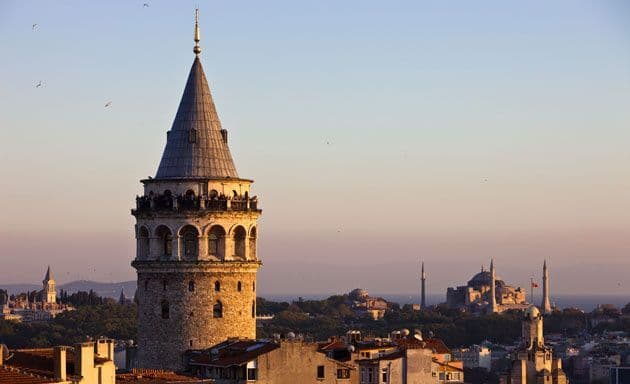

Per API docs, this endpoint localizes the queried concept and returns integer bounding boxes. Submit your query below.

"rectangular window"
[247,368,257,380]
[439,372,445,381]
[382,368,388,383]
[317,365,325,379]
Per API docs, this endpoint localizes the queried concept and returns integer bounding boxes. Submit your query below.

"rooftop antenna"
[193,7,201,56]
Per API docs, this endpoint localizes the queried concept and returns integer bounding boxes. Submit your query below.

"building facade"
[131,11,261,371]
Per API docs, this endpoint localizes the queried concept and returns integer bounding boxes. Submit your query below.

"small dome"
[349,288,369,301]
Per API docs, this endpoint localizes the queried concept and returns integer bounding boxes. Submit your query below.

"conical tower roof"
[44,266,53,282]
[155,18,238,179]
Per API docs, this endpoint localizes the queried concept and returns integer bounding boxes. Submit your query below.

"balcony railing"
[132,193,259,215]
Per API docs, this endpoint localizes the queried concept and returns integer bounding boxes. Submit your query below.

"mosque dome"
[467,271,503,289]
[349,288,369,301]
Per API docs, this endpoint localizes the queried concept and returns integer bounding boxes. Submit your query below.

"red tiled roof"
[117,369,210,383]
[0,366,56,384]
[423,338,451,354]
[318,340,347,352]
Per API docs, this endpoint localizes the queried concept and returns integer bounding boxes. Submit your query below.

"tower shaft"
[490,259,497,313]
[420,262,426,309]
[541,260,551,314]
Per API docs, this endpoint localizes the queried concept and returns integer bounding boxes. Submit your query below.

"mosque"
[443,260,551,314]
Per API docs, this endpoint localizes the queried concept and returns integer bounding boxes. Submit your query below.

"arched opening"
[249,227,257,260]
[233,226,247,259]
[209,189,218,199]
[214,281,221,292]
[138,227,150,260]
[155,226,173,259]
[161,300,170,319]
[207,225,226,259]
[237,281,242,292]
[213,301,223,318]
[188,281,195,292]
[180,225,199,261]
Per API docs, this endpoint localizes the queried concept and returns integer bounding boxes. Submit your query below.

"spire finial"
[193,7,201,56]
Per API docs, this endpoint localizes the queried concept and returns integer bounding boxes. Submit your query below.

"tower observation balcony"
[132,191,260,216]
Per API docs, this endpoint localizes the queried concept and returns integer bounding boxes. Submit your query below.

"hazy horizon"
[1,1,629,296]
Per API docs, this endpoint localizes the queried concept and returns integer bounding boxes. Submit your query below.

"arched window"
[237,281,242,292]
[208,226,226,259]
[249,227,257,260]
[209,189,218,199]
[252,300,255,318]
[214,281,221,292]
[161,300,170,319]
[138,227,150,259]
[213,301,223,318]
[188,281,195,292]
[234,226,246,259]
[155,226,173,258]
[180,225,199,261]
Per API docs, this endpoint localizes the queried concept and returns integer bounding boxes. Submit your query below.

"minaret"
[490,258,497,313]
[131,9,261,370]
[118,288,126,305]
[42,266,56,304]
[420,261,426,309]
[541,260,551,314]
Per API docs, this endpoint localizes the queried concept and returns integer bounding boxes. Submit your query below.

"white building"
[452,345,491,371]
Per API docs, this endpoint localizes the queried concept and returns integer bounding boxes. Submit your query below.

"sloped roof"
[189,339,279,367]
[155,57,238,179]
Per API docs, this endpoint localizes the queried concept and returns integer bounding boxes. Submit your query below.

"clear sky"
[1,1,629,297]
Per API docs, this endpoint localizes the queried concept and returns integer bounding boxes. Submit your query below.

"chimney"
[75,342,95,378]
[54,346,68,381]
[96,339,114,361]
[220,129,228,144]
[0,344,4,366]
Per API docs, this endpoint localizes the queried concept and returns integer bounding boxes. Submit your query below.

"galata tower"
[131,10,261,370]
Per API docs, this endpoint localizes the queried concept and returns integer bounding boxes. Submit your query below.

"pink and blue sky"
[1,1,629,296]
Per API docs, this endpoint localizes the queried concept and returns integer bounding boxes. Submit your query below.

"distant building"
[187,338,356,384]
[500,306,568,384]
[0,267,74,323]
[446,259,528,313]
[348,289,389,320]
[0,339,116,384]
[452,345,492,370]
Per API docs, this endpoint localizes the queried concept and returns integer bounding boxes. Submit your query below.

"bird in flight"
[104,101,112,108]
[32,23,38,31]
[35,80,43,88]
[143,2,150,7]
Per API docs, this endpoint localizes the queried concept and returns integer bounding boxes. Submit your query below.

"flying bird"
[143,2,150,7]
[35,80,43,88]
[32,23,38,31]
[104,101,112,108]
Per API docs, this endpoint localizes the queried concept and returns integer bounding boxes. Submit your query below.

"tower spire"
[420,261,426,310]
[193,8,201,56]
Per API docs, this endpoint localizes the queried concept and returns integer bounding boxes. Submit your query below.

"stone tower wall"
[134,261,259,370]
